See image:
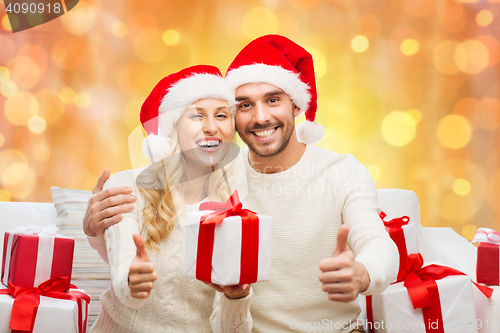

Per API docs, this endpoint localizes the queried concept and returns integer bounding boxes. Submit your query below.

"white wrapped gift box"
[359,274,479,333]
[185,210,272,286]
[0,284,89,333]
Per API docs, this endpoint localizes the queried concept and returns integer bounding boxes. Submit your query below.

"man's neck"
[248,136,307,174]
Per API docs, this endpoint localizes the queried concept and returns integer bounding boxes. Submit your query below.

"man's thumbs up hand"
[318,225,370,303]
[332,224,350,257]
[129,234,157,299]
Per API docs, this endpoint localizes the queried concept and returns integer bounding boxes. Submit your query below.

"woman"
[88,65,252,332]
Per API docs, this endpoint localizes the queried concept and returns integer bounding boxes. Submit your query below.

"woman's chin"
[184,151,224,172]
[182,143,231,175]
[197,153,225,169]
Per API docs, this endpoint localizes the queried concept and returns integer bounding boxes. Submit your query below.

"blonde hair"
[137,127,239,251]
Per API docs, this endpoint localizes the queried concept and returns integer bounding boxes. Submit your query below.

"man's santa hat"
[225,34,324,144]
[140,65,236,162]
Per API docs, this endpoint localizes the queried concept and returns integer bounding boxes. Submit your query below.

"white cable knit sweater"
[88,169,253,333]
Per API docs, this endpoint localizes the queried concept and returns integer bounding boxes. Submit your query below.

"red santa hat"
[225,34,324,144]
[140,65,236,161]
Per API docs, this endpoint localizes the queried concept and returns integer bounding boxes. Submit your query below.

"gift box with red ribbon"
[380,211,420,282]
[0,277,90,333]
[185,190,272,285]
[1,224,75,292]
[472,228,500,285]
[358,254,493,333]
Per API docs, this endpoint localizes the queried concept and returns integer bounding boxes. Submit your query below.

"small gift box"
[380,211,420,282]
[185,191,272,286]
[2,224,75,291]
[472,228,500,285]
[358,254,493,333]
[0,277,90,333]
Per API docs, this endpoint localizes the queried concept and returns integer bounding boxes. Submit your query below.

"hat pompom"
[142,134,172,162]
[296,120,324,144]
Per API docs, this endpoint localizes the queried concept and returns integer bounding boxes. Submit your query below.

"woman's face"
[176,98,234,171]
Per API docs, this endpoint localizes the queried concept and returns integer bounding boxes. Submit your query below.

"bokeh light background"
[1,0,500,240]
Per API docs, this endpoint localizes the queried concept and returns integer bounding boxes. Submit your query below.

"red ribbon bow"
[196,191,260,284]
[0,276,90,333]
[403,254,492,333]
[199,190,255,224]
[401,253,493,309]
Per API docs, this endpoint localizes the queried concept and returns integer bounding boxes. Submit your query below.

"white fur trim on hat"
[157,73,236,138]
[225,63,311,117]
[296,120,324,144]
[142,134,172,162]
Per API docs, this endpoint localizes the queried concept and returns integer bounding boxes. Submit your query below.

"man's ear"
[293,104,301,117]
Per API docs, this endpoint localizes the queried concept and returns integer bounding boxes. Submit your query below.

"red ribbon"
[380,211,411,282]
[196,190,260,284]
[379,211,410,231]
[365,295,374,333]
[0,277,90,333]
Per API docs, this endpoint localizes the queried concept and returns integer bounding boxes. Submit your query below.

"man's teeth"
[198,140,220,148]
[254,128,276,138]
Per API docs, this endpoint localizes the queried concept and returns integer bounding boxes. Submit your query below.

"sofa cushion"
[50,186,110,330]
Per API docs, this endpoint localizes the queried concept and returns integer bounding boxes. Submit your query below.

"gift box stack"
[356,189,497,333]
[0,224,90,333]
[184,190,272,286]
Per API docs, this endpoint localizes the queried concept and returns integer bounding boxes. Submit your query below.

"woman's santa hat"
[225,34,324,144]
[140,65,236,161]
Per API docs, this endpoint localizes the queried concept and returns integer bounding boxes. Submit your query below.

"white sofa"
[1,189,499,332]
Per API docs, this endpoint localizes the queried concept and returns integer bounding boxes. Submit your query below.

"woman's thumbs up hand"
[129,234,158,299]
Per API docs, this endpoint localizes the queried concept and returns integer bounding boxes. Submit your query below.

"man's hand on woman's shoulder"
[83,169,137,237]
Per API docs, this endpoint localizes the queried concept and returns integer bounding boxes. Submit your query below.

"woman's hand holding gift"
[205,282,251,299]
[129,234,158,299]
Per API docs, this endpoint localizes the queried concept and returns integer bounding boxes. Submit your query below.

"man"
[85,35,398,332]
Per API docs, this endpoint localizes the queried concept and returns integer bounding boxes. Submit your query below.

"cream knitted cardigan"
[88,169,253,333]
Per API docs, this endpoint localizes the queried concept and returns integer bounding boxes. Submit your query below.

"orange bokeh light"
[357,14,381,38]
[389,26,421,56]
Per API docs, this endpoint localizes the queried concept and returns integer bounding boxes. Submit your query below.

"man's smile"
[251,126,278,141]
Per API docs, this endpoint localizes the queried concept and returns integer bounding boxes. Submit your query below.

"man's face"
[234,83,300,158]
